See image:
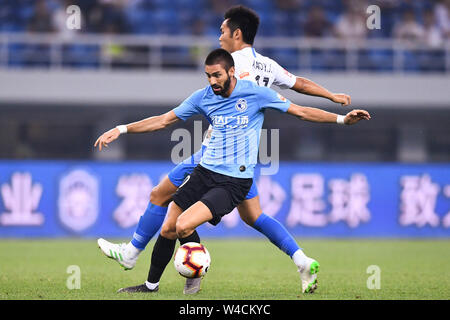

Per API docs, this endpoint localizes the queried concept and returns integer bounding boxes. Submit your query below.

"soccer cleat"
[117,284,159,293]
[183,277,202,294]
[97,238,137,270]
[299,258,320,294]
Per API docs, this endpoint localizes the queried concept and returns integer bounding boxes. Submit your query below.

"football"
[174,242,211,278]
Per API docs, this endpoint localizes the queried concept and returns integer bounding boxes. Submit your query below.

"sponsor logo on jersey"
[235,99,248,112]
[277,93,287,102]
[239,71,250,79]
[211,115,249,128]
[283,69,294,78]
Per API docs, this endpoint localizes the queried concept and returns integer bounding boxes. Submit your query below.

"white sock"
[125,242,142,259]
[292,249,308,269]
[145,281,159,290]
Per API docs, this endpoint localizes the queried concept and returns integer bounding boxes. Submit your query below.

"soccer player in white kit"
[97,5,352,294]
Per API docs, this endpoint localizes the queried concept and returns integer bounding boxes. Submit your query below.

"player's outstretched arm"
[291,77,351,106]
[287,104,370,125]
[94,111,179,151]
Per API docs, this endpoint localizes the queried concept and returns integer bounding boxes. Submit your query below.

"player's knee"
[160,221,177,239]
[150,186,170,206]
[175,218,192,239]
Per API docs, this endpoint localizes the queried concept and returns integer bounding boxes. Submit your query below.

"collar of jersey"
[236,46,256,57]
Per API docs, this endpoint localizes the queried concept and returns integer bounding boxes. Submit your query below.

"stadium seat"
[174,0,207,12]
[62,44,100,69]
[360,49,394,72]
[0,0,443,74]
[403,51,420,72]
[125,7,153,34]
[161,46,197,69]
[417,49,446,73]
[242,0,274,13]
[272,48,300,70]
[152,9,181,35]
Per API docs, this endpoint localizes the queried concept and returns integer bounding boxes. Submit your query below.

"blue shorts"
[167,146,258,200]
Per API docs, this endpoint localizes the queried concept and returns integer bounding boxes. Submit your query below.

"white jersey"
[232,47,296,90]
[202,47,296,147]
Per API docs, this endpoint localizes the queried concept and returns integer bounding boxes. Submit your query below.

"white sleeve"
[271,59,297,89]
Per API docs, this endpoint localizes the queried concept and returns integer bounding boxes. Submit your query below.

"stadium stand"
[0,0,449,72]
[0,0,449,162]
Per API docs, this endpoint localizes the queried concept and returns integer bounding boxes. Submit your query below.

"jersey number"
[255,75,269,87]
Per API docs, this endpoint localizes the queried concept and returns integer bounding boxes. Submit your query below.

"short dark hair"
[205,48,235,71]
[224,5,260,45]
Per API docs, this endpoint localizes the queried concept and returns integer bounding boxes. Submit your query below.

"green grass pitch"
[0,238,449,300]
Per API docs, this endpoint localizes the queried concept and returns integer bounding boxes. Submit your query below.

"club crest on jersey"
[235,99,247,112]
[277,93,287,102]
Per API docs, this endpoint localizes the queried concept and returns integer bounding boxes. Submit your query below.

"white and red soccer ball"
[174,242,211,278]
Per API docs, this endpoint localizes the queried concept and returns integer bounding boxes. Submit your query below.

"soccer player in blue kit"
[97,5,357,295]
[95,48,370,294]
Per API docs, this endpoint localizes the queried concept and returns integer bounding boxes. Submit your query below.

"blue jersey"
[173,80,291,178]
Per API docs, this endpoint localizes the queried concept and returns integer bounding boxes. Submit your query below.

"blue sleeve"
[258,86,291,113]
[173,88,205,121]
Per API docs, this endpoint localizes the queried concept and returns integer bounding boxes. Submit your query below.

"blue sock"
[253,213,301,257]
[131,203,167,250]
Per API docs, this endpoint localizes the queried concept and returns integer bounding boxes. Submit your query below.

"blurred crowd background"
[0,0,449,71]
[0,0,449,163]
[1,0,449,41]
